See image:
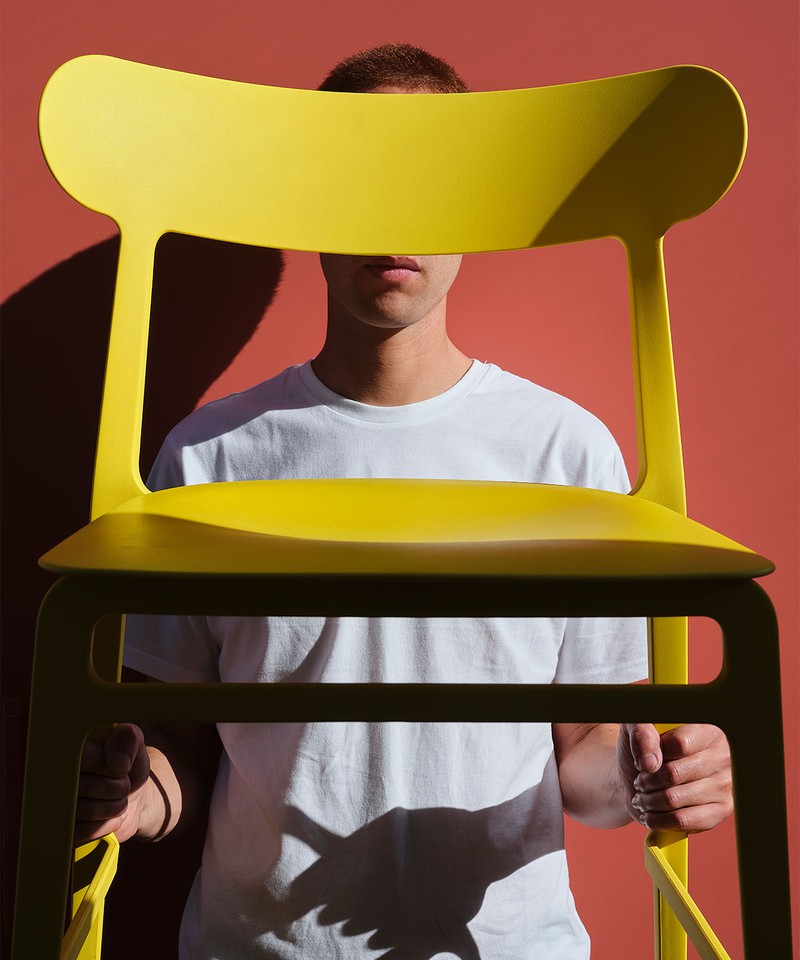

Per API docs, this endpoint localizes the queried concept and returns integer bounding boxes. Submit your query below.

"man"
[76,44,733,959]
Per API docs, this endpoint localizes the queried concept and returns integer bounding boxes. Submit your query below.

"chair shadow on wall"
[1,233,284,959]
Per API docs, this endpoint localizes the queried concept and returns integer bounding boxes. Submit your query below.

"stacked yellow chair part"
[62,837,119,960]
[11,55,792,960]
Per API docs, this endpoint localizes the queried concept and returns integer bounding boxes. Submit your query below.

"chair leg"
[716,582,793,959]
[12,580,99,960]
[650,615,689,960]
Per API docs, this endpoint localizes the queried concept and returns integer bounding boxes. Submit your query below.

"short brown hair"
[319,42,469,93]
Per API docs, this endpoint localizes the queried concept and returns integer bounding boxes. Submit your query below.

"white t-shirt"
[125,360,647,960]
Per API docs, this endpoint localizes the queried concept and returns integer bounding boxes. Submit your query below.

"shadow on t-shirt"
[263,765,562,958]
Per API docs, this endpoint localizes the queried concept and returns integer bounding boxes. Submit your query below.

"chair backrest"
[38,56,746,518]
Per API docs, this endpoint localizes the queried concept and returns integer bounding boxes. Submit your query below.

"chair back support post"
[90,230,154,519]
[649,614,690,960]
[626,234,686,514]
[628,229,691,957]
[627,231,690,958]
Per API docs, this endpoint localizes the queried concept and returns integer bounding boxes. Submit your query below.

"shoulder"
[476,364,631,492]
[167,365,306,448]
[476,363,616,449]
[148,364,309,487]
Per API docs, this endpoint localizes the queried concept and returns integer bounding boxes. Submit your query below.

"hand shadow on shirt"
[271,756,562,960]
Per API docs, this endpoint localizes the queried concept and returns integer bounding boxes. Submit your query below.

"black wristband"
[147,768,172,841]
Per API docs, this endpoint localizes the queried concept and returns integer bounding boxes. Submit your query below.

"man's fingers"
[76,793,129,823]
[75,769,132,846]
[75,823,122,845]
[103,723,145,775]
[635,750,708,792]
[78,770,134,803]
[659,723,725,761]
[635,726,731,793]
[622,722,662,774]
[74,813,129,846]
[79,738,110,776]
[630,801,731,834]
[625,722,734,833]
[632,774,731,814]
[76,724,150,845]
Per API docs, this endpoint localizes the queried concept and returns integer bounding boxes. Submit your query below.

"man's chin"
[353,300,428,330]
[356,315,421,331]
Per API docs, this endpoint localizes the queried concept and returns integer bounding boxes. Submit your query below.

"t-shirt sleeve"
[123,435,221,682]
[145,435,186,491]
[590,431,635,495]
[554,428,649,684]
[554,616,648,684]
[123,613,221,682]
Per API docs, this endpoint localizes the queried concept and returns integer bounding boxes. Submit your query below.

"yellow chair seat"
[41,480,771,580]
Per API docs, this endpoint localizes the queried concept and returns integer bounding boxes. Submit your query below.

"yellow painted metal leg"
[645,584,793,960]
[645,832,732,960]
[63,837,120,960]
[649,616,688,960]
[64,615,124,959]
[13,581,107,960]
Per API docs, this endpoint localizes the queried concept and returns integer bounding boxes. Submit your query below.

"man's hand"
[75,713,222,847]
[75,723,151,845]
[616,723,733,833]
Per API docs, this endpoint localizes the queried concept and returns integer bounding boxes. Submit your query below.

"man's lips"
[363,257,421,281]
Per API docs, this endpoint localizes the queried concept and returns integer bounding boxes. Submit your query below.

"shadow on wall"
[1,233,283,958]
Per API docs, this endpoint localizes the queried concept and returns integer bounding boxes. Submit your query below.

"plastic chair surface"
[40,56,744,255]
[62,836,119,960]
[41,480,771,580]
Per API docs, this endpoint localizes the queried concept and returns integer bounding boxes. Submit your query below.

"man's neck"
[311,297,472,406]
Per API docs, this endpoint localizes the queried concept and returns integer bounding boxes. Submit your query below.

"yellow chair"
[13,56,792,959]
[62,837,119,960]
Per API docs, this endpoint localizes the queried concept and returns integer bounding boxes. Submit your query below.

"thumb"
[623,722,663,774]
[103,723,143,776]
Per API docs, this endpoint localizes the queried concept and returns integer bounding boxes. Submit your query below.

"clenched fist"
[75,723,151,845]
[617,723,733,833]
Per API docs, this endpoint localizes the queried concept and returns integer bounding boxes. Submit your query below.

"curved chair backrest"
[38,56,746,517]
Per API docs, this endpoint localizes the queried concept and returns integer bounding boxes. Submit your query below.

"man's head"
[318,44,467,333]
[318,42,469,95]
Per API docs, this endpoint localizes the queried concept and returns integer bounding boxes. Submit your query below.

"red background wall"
[2,1,797,957]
